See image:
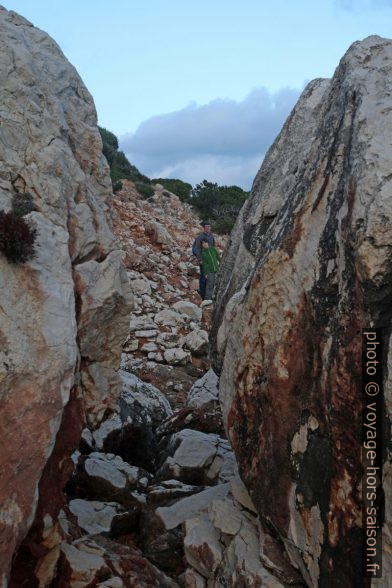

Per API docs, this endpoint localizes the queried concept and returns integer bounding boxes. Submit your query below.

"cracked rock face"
[0,7,132,584]
[211,36,392,586]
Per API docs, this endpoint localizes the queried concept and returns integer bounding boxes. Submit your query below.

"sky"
[3,0,392,188]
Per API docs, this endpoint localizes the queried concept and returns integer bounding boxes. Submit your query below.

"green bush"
[189,180,249,234]
[135,181,155,199]
[99,127,119,150]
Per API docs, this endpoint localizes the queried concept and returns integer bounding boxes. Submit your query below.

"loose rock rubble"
[61,365,303,587]
[112,181,224,407]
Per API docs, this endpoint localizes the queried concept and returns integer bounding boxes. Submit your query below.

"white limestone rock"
[119,370,173,427]
[182,330,209,356]
[186,370,219,409]
[155,309,185,327]
[184,514,223,579]
[68,499,136,536]
[163,348,191,366]
[173,301,202,322]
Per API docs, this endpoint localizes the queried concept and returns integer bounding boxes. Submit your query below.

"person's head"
[201,221,211,234]
[201,239,209,249]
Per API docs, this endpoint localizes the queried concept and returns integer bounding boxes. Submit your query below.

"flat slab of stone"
[156,483,230,530]
[69,499,129,535]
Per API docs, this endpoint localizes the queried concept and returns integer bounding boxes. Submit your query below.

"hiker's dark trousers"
[205,272,216,300]
[199,265,207,299]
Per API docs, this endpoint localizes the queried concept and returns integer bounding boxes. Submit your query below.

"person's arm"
[194,235,204,258]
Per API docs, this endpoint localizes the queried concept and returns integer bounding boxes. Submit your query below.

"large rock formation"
[0,7,132,585]
[211,36,392,586]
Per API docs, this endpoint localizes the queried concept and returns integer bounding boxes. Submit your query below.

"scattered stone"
[164,348,191,366]
[156,484,230,530]
[141,342,158,353]
[140,509,185,574]
[92,414,123,452]
[59,535,179,587]
[135,329,159,338]
[148,352,164,362]
[147,480,204,507]
[230,472,258,514]
[120,370,172,428]
[156,429,234,485]
[59,541,110,586]
[173,301,202,322]
[73,452,151,506]
[130,277,152,296]
[123,338,139,352]
[145,220,173,248]
[182,330,209,356]
[157,331,180,349]
[129,316,158,332]
[155,309,185,327]
[156,404,225,438]
[68,498,138,537]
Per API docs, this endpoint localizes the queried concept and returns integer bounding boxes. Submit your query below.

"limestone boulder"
[72,452,151,506]
[58,535,179,587]
[119,370,173,428]
[184,514,223,579]
[182,330,209,356]
[186,369,219,409]
[155,309,185,327]
[91,372,172,471]
[211,36,392,586]
[155,484,231,531]
[0,7,132,584]
[68,498,138,537]
[156,429,235,485]
[164,347,191,366]
[129,275,152,296]
[145,219,173,248]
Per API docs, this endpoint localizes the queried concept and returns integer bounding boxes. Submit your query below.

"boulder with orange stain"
[212,36,392,587]
[0,7,132,585]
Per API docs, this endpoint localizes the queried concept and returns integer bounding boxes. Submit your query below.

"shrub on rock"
[0,210,37,264]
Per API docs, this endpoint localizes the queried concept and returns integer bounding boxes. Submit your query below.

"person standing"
[192,221,216,299]
[200,238,220,301]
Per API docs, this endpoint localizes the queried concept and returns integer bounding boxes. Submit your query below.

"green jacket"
[201,246,220,274]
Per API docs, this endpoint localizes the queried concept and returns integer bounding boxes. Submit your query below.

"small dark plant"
[112,180,123,193]
[12,192,38,217]
[0,210,37,264]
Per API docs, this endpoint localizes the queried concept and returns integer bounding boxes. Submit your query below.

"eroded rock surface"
[211,36,392,586]
[0,7,132,585]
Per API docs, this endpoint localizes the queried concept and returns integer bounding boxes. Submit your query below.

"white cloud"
[150,154,264,190]
[119,86,300,190]
[336,0,392,10]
